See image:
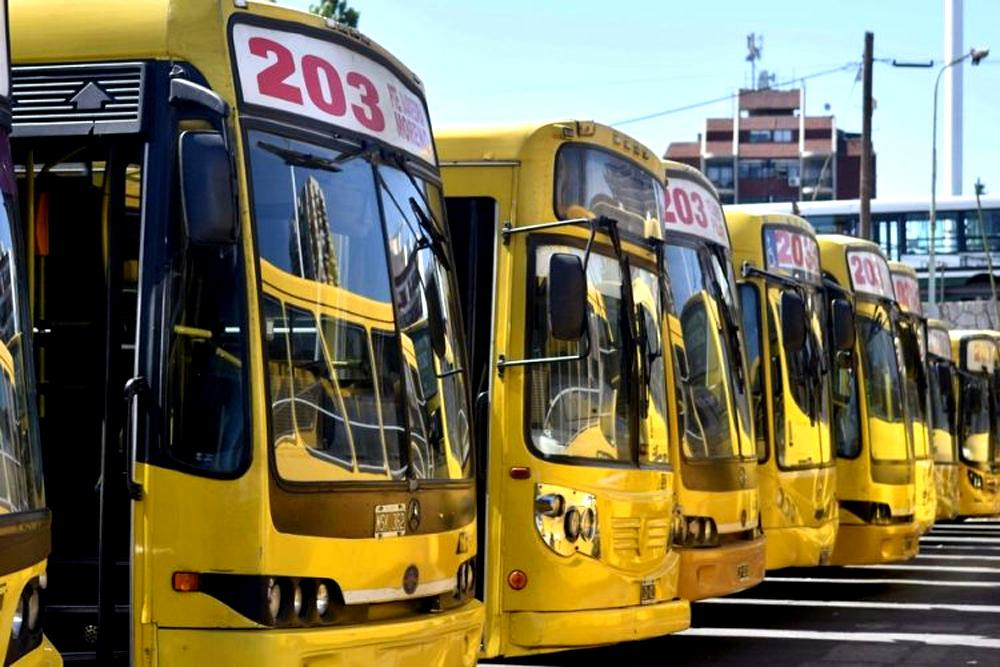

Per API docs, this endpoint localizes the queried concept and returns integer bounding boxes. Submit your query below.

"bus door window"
[528,245,633,463]
[857,312,908,461]
[738,283,768,461]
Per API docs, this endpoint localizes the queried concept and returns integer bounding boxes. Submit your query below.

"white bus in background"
[729,195,1000,300]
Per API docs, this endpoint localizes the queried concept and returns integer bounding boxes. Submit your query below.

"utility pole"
[974,179,1000,327]
[859,31,874,240]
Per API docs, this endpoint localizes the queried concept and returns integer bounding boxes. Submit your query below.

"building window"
[904,213,959,255]
[706,162,734,189]
[748,130,772,143]
[963,209,1000,252]
[773,129,794,143]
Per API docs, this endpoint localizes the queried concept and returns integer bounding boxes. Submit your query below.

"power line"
[613,62,860,126]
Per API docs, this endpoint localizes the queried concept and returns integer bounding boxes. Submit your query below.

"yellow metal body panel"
[9,637,60,667]
[934,460,959,520]
[12,2,483,664]
[156,601,483,667]
[0,561,60,667]
[676,537,766,601]
[661,164,764,599]
[439,122,689,658]
[818,236,917,564]
[727,211,838,570]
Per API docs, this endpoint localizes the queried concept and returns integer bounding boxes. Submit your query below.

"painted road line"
[845,563,1000,574]
[919,536,1000,544]
[698,597,1000,614]
[763,576,1000,588]
[920,544,1000,551]
[676,628,1000,649]
[917,553,1000,561]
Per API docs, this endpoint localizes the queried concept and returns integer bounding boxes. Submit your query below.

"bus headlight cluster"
[968,469,985,490]
[534,484,599,558]
[672,515,720,548]
[6,576,45,663]
[262,577,340,626]
[870,502,893,525]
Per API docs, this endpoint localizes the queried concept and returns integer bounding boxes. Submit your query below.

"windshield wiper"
[409,197,451,271]
[257,141,343,173]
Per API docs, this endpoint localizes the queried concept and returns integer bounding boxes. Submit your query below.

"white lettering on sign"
[891,272,922,315]
[764,226,821,284]
[927,328,951,360]
[846,249,894,300]
[231,23,435,165]
[966,338,996,373]
[662,176,729,248]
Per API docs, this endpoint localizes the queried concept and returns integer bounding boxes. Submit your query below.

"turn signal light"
[172,572,200,592]
[507,570,528,590]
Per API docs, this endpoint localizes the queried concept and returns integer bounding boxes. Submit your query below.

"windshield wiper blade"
[409,197,451,271]
[257,141,342,173]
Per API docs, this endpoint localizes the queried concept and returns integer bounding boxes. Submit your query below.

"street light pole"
[928,47,989,317]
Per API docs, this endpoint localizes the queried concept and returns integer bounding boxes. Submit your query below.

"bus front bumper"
[11,636,61,667]
[506,598,690,653]
[677,537,766,600]
[155,601,483,667]
[764,521,837,571]
[829,522,919,565]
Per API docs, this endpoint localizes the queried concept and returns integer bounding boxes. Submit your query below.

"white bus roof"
[727,194,1000,217]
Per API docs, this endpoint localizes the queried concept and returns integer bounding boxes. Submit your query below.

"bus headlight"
[265,577,282,624]
[580,508,596,541]
[564,507,582,542]
[292,581,303,617]
[26,586,40,632]
[674,516,721,548]
[968,469,984,489]
[315,582,330,617]
[10,595,24,639]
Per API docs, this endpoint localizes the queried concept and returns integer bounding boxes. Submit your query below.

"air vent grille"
[11,62,145,136]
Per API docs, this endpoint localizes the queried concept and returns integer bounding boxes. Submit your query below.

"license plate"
[736,562,750,581]
[640,579,656,605]
[374,503,407,538]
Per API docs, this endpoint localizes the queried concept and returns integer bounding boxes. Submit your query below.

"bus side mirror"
[780,291,807,353]
[179,130,237,245]
[548,253,587,341]
[830,298,855,352]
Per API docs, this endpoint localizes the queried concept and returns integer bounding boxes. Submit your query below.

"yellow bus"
[888,262,936,534]
[727,211,843,569]
[439,121,689,657]
[11,1,483,663]
[818,235,919,564]
[661,162,764,596]
[926,320,959,520]
[949,330,1000,517]
[0,0,60,663]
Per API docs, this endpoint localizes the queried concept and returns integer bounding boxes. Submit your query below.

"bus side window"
[738,283,767,461]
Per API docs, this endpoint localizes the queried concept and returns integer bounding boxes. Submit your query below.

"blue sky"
[282,0,1000,199]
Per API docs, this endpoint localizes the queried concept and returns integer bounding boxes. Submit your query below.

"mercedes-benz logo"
[737,466,749,489]
[407,498,421,532]
[402,565,419,595]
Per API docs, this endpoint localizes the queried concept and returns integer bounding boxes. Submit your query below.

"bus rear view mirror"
[780,290,807,353]
[548,253,587,341]
[179,130,237,245]
[830,298,855,352]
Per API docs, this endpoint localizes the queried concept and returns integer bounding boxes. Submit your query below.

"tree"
[309,0,360,27]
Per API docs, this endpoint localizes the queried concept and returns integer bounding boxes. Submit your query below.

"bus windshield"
[665,242,751,461]
[928,359,955,462]
[0,133,42,514]
[248,129,471,483]
[959,373,991,464]
[898,319,930,459]
[857,312,908,462]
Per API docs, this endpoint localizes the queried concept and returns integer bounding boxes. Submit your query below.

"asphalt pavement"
[488,518,1000,665]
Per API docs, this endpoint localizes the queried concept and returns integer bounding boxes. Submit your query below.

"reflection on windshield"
[959,374,991,464]
[528,245,634,463]
[633,266,670,466]
[0,139,43,513]
[928,360,955,462]
[665,243,742,460]
[773,286,833,468]
[858,314,909,462]
[248,129,470,483]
